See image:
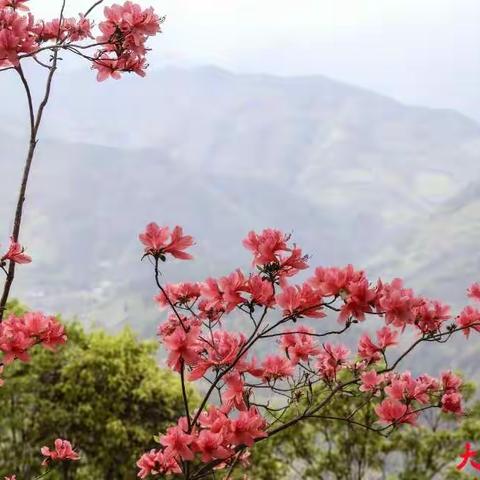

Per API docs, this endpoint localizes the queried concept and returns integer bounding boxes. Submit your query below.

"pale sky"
[33,0,480,121]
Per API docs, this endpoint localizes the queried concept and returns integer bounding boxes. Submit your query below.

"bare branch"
[84,0,105,18]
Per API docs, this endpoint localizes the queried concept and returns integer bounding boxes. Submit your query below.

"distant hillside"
[1,67,480,342]
[368,181,480,307]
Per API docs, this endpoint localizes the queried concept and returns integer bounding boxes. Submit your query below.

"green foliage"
[0,319,196,479]
[4,299,28,316]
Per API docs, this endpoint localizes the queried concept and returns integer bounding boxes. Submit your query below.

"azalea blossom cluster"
[5,438,80,479]
[0,238,66,378]
[0,311,66,386]
[137,407,264,478]
[136,224,480,479]
[0,0,162,81]
[370,370,463,425]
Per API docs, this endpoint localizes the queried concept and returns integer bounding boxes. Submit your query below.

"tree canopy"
[0,301,195,479]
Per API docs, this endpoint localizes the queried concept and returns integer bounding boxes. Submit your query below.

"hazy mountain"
[2,66,480,343]
[368,180,480,306]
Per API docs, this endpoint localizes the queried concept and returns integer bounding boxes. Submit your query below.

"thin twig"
[0,17,62,320]
[84,0,105,17]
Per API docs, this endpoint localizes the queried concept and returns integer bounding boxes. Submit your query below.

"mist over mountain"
[2,67,480,351]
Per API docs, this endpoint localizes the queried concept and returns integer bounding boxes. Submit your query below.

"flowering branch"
[4,438,80,480]
[0,0,163,320]
[136,224,480,479]
[0,1,163,474]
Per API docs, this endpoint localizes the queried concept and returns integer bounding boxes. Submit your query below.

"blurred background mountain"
[1,66,479,375]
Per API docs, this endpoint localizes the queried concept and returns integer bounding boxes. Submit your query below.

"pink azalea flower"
[136,450,159,479]
[136,449,181,478]
[21,311,66,350]
[276,283,325,319]
[199,270,249,314]
[384,372,430,403]
[360,370,384,392]
[385,372,436,405]
[376,278,422,328]
[457,305,480,337]
[376,326,398,349]
[467,282,480,302]
[163,323,202,372]
[277,247,309,277]
[139,223,193,260]
[99,1,160,44]
[38,316,67,351]
[65,15,93,41]
[236,355,264,378]
[154,282,200,308]
[159,423,195,461]
[188,330,246,381]
[414,299,451,333]
[357,333,382,363]
[41,439,79,465]
[416,373,440,393]
[92,1,161,81]
[441,371,462,393]
[1,238,31,264]
[198,405,230,434]
[242,229,290,266]
[261,355,295,382]
[193,430,231,462]
[227,407,267,447]
[196,301,224,324]
[0,0,29,10]
[375,398,417,425]
[164,226,194,260]
[199,277,225,313]
[441,392,463,414]
[34,16,93,42]
[338,278,377,322]
[21,311,49,336]
[217,269,248,312]
[280,326,320,364]
[384,377,408,401]
[309,264,365,297]
[92,55,123,81]
[223,372,247,411]
[0,315,35,363]
[316,342,350,379]
[245,274,275,307]
[139,222,170,256]
[0,9,37,67]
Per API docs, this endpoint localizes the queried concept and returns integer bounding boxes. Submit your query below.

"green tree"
[0,314,196,479]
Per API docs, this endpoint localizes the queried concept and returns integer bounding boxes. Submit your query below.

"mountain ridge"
[1,66,480,342]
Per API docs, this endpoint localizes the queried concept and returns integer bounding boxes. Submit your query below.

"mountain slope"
[1,67,480,337]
